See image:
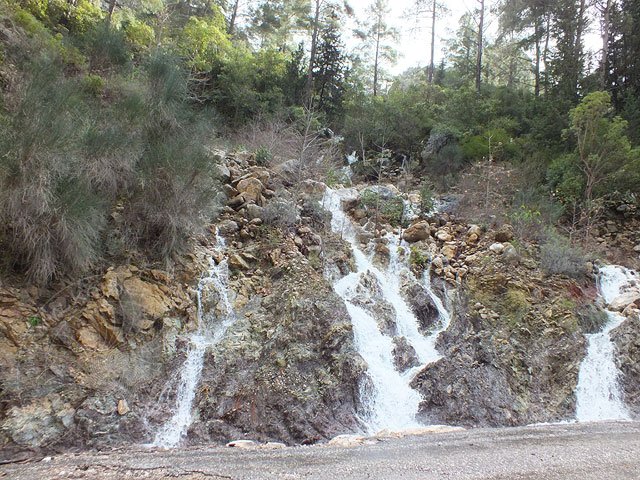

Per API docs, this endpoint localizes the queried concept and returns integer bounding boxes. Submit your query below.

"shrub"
[539,230,587,278]
[419,182,435,213]
[254,146,273,166]
[263,197,298,229]
[576,304,609,334]
[0,60,107,284]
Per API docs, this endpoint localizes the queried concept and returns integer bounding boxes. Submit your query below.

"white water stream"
[575,265,636,422]
[324,188,452,433]
[153,234,237,447]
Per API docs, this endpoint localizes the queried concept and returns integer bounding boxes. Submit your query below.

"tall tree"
[356,0,398,96]
[406,0,449,83]
[476,0,485,93]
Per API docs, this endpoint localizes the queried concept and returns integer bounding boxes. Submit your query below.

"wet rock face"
[193,245,362,445]
[348,272,397,336]
[612,316,640,417]
[411,289,586,427]
[392,337,420,372]
[404,283,439,335]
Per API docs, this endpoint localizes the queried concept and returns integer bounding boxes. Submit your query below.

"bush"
[0,60,108,284]
[263,198,298,229]
[539,230,587,278]
[254,146,273,166]
[419,182,435,213]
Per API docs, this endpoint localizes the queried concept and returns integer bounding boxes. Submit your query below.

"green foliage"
[409,246,429,267]
[419,182,435,213]
[254,146,273,166]
[177,11,230,71]
[359,189,404,226]
[539,230,587,278]
[27,316,41,327]
[81,73,104,96]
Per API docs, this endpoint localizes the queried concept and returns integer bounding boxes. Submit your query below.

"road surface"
[2,421,639,480]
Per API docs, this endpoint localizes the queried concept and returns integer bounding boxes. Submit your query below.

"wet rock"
[405,283,439,335]
[403,221,431,243]
[229,254,250,271]
[349,272,397,335]
[608,291,640,312]
[612,316,640,416]
[392,337,420,372]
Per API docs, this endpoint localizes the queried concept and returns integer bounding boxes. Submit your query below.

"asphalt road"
[2,421,639,480]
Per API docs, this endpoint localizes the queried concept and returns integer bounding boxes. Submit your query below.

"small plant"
[263,199,298,229]
[419,182,435,214]
[409,246,429,267]
[540,230,587,278]
[27,316,41,327]
[254,146,273,166]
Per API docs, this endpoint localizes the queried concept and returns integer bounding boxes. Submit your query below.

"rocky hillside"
[1,151,639,459]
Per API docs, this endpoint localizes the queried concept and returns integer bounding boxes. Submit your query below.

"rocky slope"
[1,150,639,458]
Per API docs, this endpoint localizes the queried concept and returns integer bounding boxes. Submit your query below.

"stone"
[236,177,265,205]
[467,233,479,244]
[263,442,287,450]
[489,243,505,254]
[432,256,444,270]
[634,244,640,253]
[217,220,239,235]
[327,434,366,447]
[117,399,130,416]
[468,224,482,237]
[441,243,457,260]
[392,336,420,372]
[609,292,640,312]
[227,195,245,210]
[121,278,173,318]
[435,230,453,242]
[502,244,519,264]
[226,440,258,449]
[217,163,231,182]
[229,254,250,271]
[403,221,431,243]
[101,270,120,300]
[494,224,514,243]
[300,180,327,194]
[245,204,264,220]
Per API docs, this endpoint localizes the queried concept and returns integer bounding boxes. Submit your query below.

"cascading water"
[324,188,452,433]
[575,265,636,422]
[153,234,237,447]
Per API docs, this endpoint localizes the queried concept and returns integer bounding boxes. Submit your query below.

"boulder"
[489,243,506,254]
[435,230,453,242]
[441,243,457,260]
[403,221,431,243]
[226,440,258,449]
[609,292,640,312]
[494,224,514,243]
[236,178,265,206]
[217,219,239,235]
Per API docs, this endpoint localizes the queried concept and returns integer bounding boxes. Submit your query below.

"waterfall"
[323,188,452,434]
[575,265,635,422]
[153,233,237,447]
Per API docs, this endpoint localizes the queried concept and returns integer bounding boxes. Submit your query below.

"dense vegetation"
[1,0,639,284]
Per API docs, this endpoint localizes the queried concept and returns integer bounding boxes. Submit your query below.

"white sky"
[347,0,476,74]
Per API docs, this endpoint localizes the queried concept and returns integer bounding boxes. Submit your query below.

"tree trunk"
[305,0,322,106]
[428,0,436,83]
[600,0,613,87]
[373,19,381,96]
[534,16,541,96]
[543,11,551,94]
[106,0,117,27]
[229,0,240,35]
[574,0,587,93]
[475,0,484,93]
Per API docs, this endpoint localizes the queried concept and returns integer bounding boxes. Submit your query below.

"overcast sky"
[347,0,477,74]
